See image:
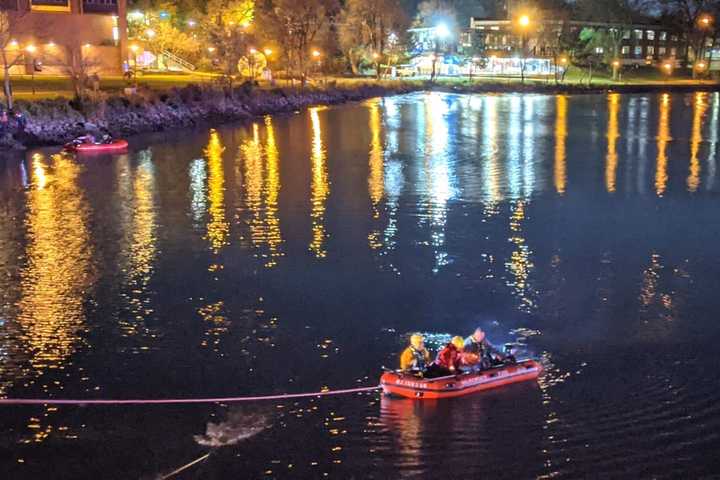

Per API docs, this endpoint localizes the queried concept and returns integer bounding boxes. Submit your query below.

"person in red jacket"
[426,336,465,377]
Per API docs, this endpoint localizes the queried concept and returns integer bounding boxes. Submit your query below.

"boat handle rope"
[0,384,382,406]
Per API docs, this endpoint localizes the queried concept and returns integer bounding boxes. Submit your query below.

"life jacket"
[410,346,428,370]
[464,336,490,358]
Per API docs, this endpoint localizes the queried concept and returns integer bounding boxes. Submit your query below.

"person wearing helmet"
[424,336,465,377]
[464,327,504,370]
[400,333,430,373]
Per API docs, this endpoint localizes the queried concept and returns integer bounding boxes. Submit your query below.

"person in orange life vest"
[400,333,431,373]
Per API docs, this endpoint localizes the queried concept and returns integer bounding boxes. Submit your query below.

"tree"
[202,0,255,90]
[337,8,366,75]
[257,0,338,85]
[128,3,201,68]
[0,9,32,110]
[56,40,103,99]
[414,0,457,30]
[659,0,719,66]
[337,0,407,78]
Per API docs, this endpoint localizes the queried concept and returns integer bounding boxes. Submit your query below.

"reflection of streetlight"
[25,44,36,53]
[208,47,216,53]
[145,28,156,38]
[519,15,530,27]
[312,49,321,58]
[264,48,272,56]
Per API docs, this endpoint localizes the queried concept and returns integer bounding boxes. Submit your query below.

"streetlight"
[696,14,713,78]
[431,23,450,82]
[663,62,673,82]
[25,45,37,94]
[129,44,140,86]
[517,14,531,84]
[145,28,156,39]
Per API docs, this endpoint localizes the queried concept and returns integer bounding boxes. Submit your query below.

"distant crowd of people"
[400,328,513,377]
[0,109,27,135]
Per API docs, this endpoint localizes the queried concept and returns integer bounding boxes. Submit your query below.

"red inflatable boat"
[66,140,128,153]
[381,359,542,400]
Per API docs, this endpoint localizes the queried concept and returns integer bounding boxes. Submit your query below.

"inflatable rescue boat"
[381,359,542,400]
[66,140,128,153]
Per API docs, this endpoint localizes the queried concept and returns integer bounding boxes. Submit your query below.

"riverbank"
[1,81,424,150]
[2,78,719,150]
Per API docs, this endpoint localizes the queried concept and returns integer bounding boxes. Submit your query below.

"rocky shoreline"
[2,79,718,150]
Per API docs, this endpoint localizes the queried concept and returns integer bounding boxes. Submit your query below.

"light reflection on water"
[0,91,719,478]
[309,107,330,258]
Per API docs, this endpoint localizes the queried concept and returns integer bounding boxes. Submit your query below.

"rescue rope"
[0,384,381,406]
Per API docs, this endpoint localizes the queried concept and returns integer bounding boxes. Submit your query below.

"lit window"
[595,46,604,54]
[622,30,631,39]
[634,29,643,40]
[659,31,667,41]
[647,46,655,56]
[658,46,666,55]
[635,46,643,56]
[670,47,677,56]
[646,30,655,41]
[670,35,678,42]
[621,46,630,55]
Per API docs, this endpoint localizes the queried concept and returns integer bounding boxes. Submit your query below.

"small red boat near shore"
[381,359,542,400]
[65,139,128,153]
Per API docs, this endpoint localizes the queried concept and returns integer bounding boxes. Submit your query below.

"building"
[465,17,694,67]
[1,0,128,75]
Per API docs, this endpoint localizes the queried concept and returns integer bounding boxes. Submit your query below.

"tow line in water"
[0,385,381,406]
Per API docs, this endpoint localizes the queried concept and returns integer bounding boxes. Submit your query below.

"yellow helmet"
[410,334,424,349]
[452,336,465,350]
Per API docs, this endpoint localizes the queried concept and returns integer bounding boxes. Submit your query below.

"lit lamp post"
[312,49,323,83]
[696,14,713,78]
[248,47,258,79]
[25,44,36,94]
[372,52,381,79]
[557,56,568,83]
[262,48,274,84]
[518,14,531,85]
[130,44,140,87]
[663,61,673,83]
[612,59,621,82]
[431,23,450,82]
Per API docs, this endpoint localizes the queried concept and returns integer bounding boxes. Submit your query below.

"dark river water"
[1,91,720,479]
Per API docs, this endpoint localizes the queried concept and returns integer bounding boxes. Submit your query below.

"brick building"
[463,18,697,66]
[1,0,128,75]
